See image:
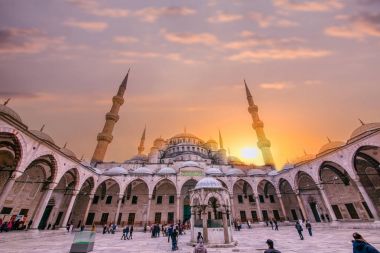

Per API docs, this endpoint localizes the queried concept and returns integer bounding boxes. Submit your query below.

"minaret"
[137,125,146,155]
[244,80,275,166]
[91,70,130,164]
[218,130,224,149]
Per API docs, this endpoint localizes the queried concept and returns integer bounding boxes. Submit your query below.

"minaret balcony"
[106,112,120,121]
[97,132,113,142]
[112,96,124,105]
[248,105,258,113]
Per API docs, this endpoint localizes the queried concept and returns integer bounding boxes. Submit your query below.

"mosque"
[0,71,379,232]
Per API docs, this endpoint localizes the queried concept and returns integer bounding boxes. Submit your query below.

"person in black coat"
[352,232,380,253]
[305,220,312,236]
[295,221,304,240]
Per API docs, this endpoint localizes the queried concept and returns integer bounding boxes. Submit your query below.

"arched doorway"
[279,178,300,221]
[122,179,149,226]
[353,146,380,218]
[232,179,256,222]
[257,180,282,221]
[70,177,95,227]
[180,179,197,223]
[151,179,177,224]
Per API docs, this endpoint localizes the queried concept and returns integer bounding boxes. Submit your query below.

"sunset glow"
[240,147,260,163]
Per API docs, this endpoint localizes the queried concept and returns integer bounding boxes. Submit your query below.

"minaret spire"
[244,80,275,166]
[138,125,146,155]
[91,70,130,164]
[218,129,224,149]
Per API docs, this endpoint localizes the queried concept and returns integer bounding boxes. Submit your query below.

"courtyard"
[1,225,379,253]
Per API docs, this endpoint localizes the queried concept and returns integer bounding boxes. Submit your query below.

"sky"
[1,0,380,168]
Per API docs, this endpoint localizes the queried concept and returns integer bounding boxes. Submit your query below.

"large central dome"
[195,177,224,190]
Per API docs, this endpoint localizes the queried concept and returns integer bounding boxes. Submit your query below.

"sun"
[240,147,259,162]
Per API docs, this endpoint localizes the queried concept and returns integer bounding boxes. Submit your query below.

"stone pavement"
[0,226,379,253]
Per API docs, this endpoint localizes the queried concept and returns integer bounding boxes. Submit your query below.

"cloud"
[273,0,343,12]
[259,82,293,90]
[63,19,108,32]
[249,12,299,28]
[240,30,255,38]
[325,13,380,39]
[111,50,198,65]
[0,27,65,54]
[67,0,129,18]
[134,6,196,23]
[162,29,219,45]
[227,48,331,62]
[207,11,243,23]
[224,36,304,50]
[113,36,139,44]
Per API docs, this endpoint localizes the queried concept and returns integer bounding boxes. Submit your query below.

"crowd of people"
[0,216,31,232]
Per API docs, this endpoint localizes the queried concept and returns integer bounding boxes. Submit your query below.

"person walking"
[274,220,278,231]
[121,227,127,240]
[194,241,207,253]
[269,220,273,230]
[167,224,173,243]
[128,225,133,239]
[171,228,179,251]
[197,232,204,243]
[295,221,304,240]
[103,224,107,234]
[352,232,380,253]
[305,220,312,236]
[264,239,281,253]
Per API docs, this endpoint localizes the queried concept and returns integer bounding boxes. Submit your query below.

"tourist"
[194,241,207,253]
[197,232,204,243]
[274,220,278,231]
[265,220,269,227]
[167,224,173,242]
[264,239,281,253]
[171,228,179,251]
[326,214,330,222]
[295,221,304,240]
[305,220,312,236]
[103,224,107,234]
[247,220,251,229]
[269,220,273,230]
[121,227,127,240]
[128,225,133,239]
[66,223,71,232]
[352,232,380,253]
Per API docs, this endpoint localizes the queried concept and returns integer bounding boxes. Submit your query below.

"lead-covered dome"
[247,169,266,176]
[349,123,380,143]
[0,104,22,123]
[157,167,176,175]
[195,177,223,190]
[104,166,128,176]
[318,140,345,156]
[60,146,77,159]
[30,130,55,144]
[205,167,223,176]
[226,168,245,176]
[132,166,153,175]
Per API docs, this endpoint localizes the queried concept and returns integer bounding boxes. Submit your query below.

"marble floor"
[0,226,379,253]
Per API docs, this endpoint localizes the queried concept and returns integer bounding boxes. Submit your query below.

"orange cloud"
[113,36,139,44]
[249,12,298,28]
[134,6,196,22]
[162,29,219,45]
[63,19,108,31]
[67,0,130,18]
[260,82,293,90]
[207,11,243,23]
[273,0,343,12]
[228,48,332,62]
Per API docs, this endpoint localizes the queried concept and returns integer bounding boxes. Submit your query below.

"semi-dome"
[226,168,245,176]
[205,167,223,176]
[267,170,279,176]
[60,147,77,159]
[171,132,200,140]
[195,177,223,190]
[247,169,266,176]
[104,166,128,176]
[349,122,380,143]
[132,166,153,175]
[0,104,23,123]
[181,161,200,168]
[157,167,176,175]
[30,130,55,144]
[318,141,345,156]
[281,163,294,171]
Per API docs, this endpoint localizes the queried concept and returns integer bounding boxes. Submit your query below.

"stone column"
[296,192,308,220]
[229,196,235,219]
[146,196,152,225]
[222,212,230,244]
[31,183,56,229]
[0,177,16,210]
[255,195,264,223]
[176,195,181,222]
[318,186,337,222]
[82,195,94,226]
[190,209,195,243]
[114,194,123,224]
[61,191,78,227]
[202,211,208,243]
[355,179,379,221]
[277,194,288,221]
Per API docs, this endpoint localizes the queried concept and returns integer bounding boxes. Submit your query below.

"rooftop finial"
[40,124,45,132]
[3,98,10,106]
[80,154,84,161]
[218,129,224,149]
[303,149,307,155]
[358,118,365,126]
[327,137,332,143]
[63,142,67,148]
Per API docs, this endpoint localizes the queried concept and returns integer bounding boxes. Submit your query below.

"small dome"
[130,154,148,161]
[195,177,223,190]
[228,156,244,165]
[349,123,380,143]
[104,166,128,176]
[30,130,55,144]
[247,169,266,176]
[181,161,200,168]
[0,104,22,123]
[291,153,315,164]
[60,147,77,159]
[171,132,200,140]
[267,170,279,176]
[157,167,176,175]
[318,141,345,156]
[226,168,245,176]
[132,166,153,175]
[153,137,166,148]
[205,167,223,176]
[281,163,294,171]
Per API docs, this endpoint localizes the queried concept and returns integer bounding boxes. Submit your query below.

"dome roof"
[206,139,217,144]
[171,132,200,140]
[30,130,55,144]
[247,169,266,176]
[60,147,77,159]
[157,167,176,175]
[130,154,148,161]
[181,161,200,168]
[104,166,128,176]
[153,137,166,147]
[0,104,22,123]
[195,177,223,190]
[226,168,245,176]
[291,153,315,164]
[132,166,153,175]
[205,167,223,176]
[349,123,380,142]
[281,163,294,171]
[318,141,345,155]
[267,170,279,176]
